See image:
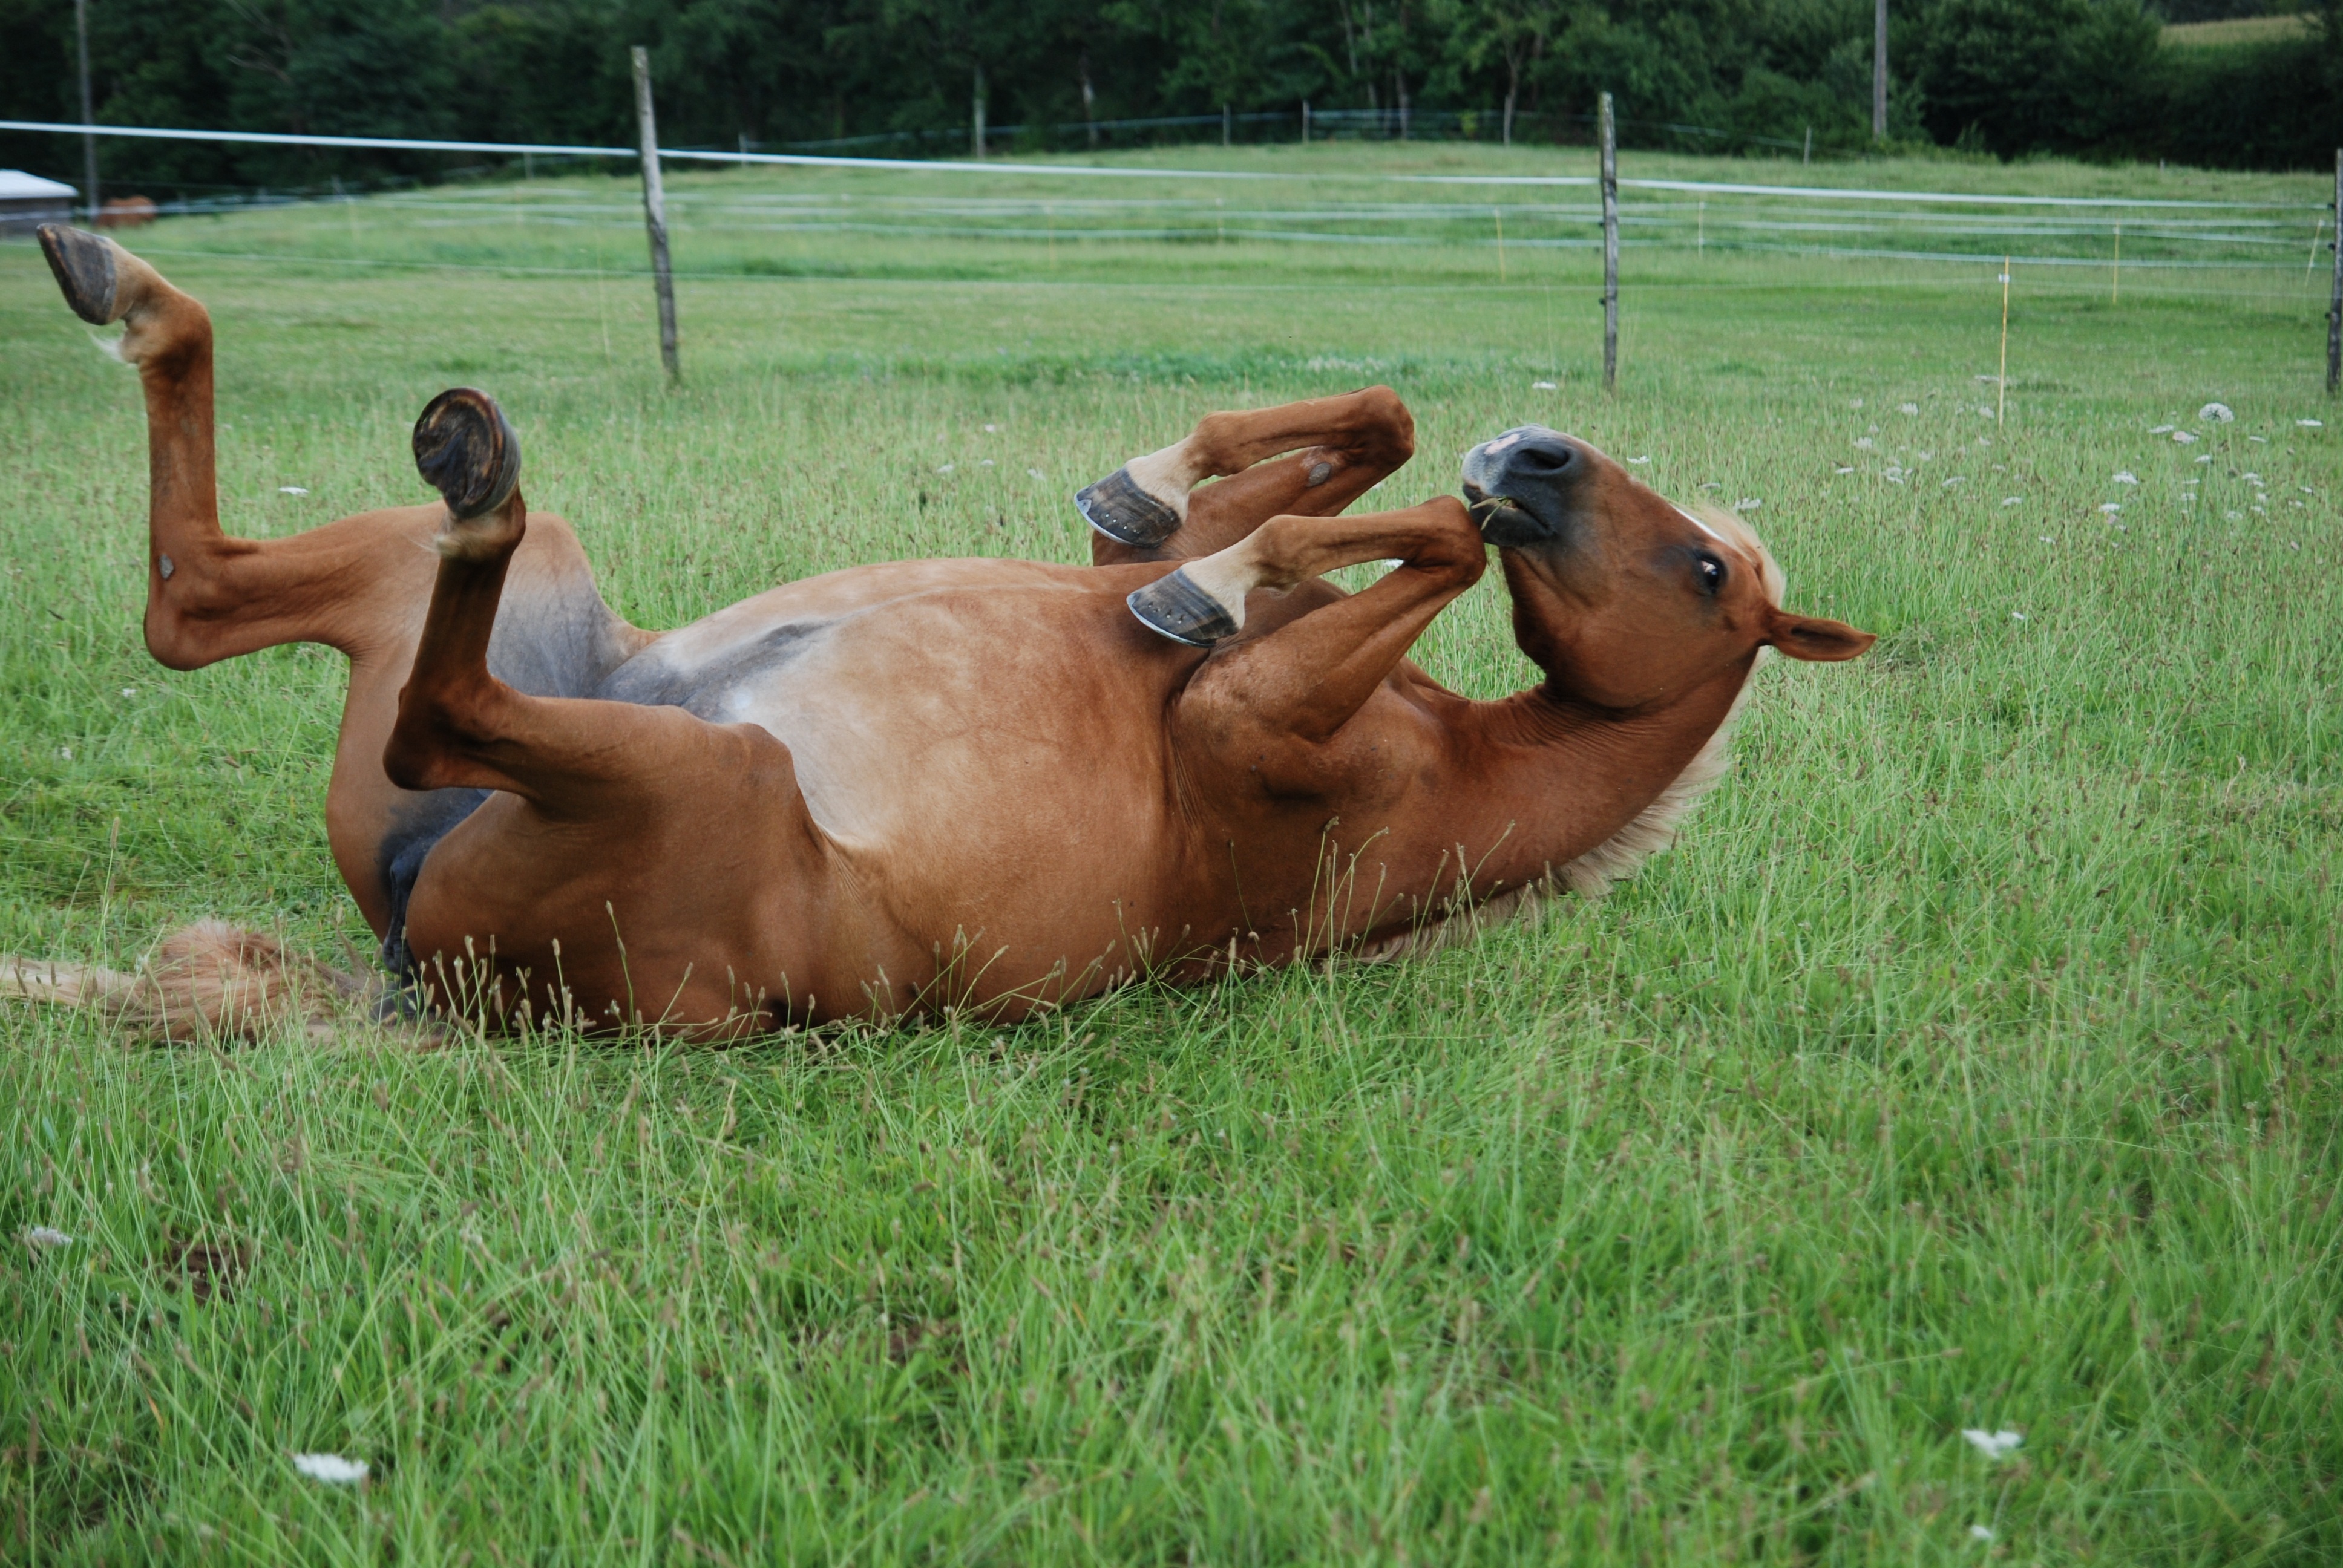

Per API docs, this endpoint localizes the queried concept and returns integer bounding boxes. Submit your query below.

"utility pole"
[1873,0,1889,142]
[1600,91,1619,394]
[630,47,680,381]
[74,0,99,222]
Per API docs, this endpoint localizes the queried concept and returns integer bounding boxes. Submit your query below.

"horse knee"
[1350,385,1416,466]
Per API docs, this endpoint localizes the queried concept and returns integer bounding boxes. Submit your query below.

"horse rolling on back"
[18,227,1873,1040]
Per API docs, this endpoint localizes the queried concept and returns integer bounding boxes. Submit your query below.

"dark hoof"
[1127,568,1237,648]
[38,225,118,325]
[412,388,522,520]
[1076,467,1181,548]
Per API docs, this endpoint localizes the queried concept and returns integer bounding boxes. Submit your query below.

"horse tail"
[1,921,378,1041]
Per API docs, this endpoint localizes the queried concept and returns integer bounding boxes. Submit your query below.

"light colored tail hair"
[1,921,377,1041]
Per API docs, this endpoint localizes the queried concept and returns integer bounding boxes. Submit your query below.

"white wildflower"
[2225,511,2243,520]
[2195,454,2213,464]
[2001,496,2023,506]
[1850,398,1864,407]
[2099,503,2122,514]
[2010,611,2026,621]
[1961,1429,2024,1461]
[983,423,998,433]
[979,459,994,466]
[2039,535,2054,543]
[2172,431,2198,444]
[2243,473,2263,486]
[2247,435,2266,444]
[1899,403,1919,415]
[1970,1524,1996,1542]
[936,463,954,473]
[25,1226,74,1250]
[1853,437,1876,450]
[1735,499,1761,511]
[1627,455,1651,465]
[278,486,309,496]
[2197,402,2233,423]
[2111,472,2137,485]
[120,688,136,697]
[1835,466,1855,475]
[2149,424,2174,434]
[2298,418,2324,428]
[292,1453,369,1485]
[1531,379,1558,390]
[1026,468,1046,481]
[57,748,70,760]
[1942,476,1964,488]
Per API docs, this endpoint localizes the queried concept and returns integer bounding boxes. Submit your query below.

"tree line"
[2,0,2339,192]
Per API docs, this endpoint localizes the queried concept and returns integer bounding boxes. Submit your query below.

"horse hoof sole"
[412,388,522,520]
[1127,568,1237,647]
[38,226,117,325]
[1076,467,1181,547]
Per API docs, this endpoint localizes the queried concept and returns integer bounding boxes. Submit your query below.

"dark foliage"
[2,0,2338,194]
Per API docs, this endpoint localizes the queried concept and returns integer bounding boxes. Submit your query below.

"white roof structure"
[0,170,78,200]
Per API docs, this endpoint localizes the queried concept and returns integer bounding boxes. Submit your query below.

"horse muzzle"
[1460,425,1591,550]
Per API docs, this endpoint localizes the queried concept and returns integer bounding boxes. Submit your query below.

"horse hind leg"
[384,390,835,1034]
[1078,386,1416,563]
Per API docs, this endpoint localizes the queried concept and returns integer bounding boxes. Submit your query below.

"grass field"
[3,143,2341,1564]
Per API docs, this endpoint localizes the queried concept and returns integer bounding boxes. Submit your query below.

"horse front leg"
[1142,498,1486,745]
[1078,386,1416,564]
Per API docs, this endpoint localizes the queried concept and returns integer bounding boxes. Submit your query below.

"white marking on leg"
[1122,437,1211,523]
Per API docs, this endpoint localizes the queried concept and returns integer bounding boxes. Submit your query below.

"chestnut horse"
[30,227,1871,1037]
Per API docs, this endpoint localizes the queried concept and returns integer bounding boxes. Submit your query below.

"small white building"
[1,170,78,238]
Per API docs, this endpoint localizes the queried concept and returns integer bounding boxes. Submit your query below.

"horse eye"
[1695,551,1727,593]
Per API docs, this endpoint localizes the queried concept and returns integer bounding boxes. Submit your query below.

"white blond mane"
[1357,506,1783,964]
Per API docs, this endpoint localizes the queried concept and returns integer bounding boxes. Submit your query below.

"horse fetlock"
[413,387,523,535]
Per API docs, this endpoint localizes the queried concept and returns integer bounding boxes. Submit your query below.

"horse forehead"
[1676,506,1726,543]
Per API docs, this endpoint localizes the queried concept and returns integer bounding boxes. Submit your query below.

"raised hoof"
[412,387,522,520]
[1075,466,1182,548]
[38,225,119,325]
[1127,568,1238,648]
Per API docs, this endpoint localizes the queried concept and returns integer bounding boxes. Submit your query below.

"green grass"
[2,145,2341,1564]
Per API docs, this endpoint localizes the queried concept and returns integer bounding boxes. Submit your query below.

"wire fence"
[4,117,2333,284]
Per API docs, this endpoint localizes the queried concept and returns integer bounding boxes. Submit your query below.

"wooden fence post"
[631,46,680,382]
[1600,91,1619,393]
[972,65,986,159]
[2328,148,2341,396]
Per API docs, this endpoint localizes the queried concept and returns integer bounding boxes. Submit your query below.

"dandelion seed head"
[292,1453,368,1485]
[25,1226,73,1250]
[2197,402,2234,423]
[1961,1429,2024,1460]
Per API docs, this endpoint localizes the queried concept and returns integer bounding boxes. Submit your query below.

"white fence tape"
[2,118,2323,211]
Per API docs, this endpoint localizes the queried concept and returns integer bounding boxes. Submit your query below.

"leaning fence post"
[630,46,680,382]
[74,0,99,222]
[1600,91,1619,394]
[2328,148,2341,396]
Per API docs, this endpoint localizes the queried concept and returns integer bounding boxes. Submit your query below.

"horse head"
[1462,426,1873,710]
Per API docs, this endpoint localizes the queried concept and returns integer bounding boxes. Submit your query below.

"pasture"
[2,143,2340,1563]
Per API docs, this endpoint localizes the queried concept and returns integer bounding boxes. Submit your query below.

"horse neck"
[1446,656,1759,892]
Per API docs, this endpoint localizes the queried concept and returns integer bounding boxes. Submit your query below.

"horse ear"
[1763,608,1875,662]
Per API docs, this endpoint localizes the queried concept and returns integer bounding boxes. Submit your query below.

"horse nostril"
[1512,443,1573,475]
